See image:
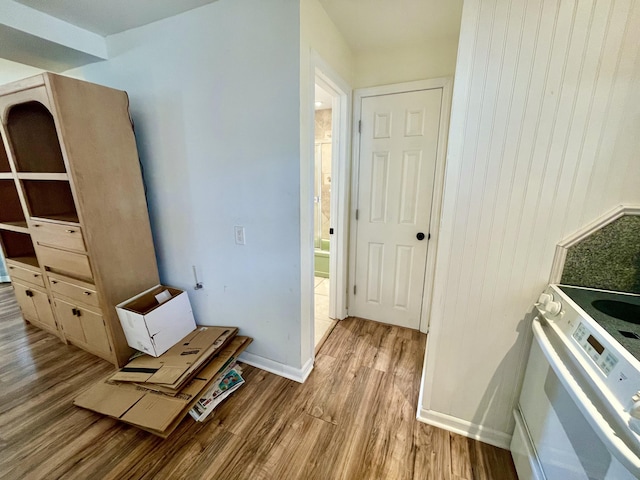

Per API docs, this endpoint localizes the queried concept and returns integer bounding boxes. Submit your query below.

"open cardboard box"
[74,334,252,438]
[116,285,197,357]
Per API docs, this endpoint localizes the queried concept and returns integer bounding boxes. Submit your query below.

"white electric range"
[511,284,640,479]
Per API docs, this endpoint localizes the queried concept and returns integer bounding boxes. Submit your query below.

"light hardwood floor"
[0,283,518,480]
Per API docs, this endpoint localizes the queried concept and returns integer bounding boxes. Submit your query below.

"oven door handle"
[532,316,640,476]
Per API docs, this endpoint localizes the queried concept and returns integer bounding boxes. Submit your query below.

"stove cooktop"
[559,285,640,362]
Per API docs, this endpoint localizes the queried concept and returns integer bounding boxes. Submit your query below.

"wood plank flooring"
[0,283,518,479]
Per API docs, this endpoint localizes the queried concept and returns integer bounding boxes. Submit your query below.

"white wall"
[0,58,43,85]
[420,0,640,448]
[299,0,353,364]
[67,0,305,375]
[353,39,459,88]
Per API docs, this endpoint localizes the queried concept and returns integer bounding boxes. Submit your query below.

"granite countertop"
[559,285,640,361]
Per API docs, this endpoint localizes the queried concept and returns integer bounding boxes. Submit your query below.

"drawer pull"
[8,266,13,270]
[51,280,57,284]
[83,291,92,296]
[66,229,76,234]
[33,224,41,228]
[71,307,82,317]
[26,290,34,297]
[33,274,40,278]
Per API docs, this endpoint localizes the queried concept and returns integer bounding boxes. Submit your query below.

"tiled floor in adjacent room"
[314,276,336,350]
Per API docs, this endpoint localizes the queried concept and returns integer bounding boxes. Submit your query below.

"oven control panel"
[573,322,619,376]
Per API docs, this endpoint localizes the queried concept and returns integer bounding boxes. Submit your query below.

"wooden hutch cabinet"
[0,73,160,367]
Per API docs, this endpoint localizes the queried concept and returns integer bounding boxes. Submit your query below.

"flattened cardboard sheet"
[74,336,252,437]
[74,382,145,418]
[137,336,251,396]
[110,326,237,386]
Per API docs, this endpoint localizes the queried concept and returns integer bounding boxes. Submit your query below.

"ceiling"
[13,0,220,36]
[12,0,463,52]
[318,0,463,52]
[315,84,333,110]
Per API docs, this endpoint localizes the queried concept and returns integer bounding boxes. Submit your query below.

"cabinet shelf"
[0,179,26,225]
[6,255,40,269]
[22,179,78,223]
[6,101,66,173]
[17,173,68,181]
[30,214,80,225]
[0,230,38,267]
[0,221,29,233]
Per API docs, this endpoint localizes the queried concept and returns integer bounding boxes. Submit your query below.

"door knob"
[416,232,425,241]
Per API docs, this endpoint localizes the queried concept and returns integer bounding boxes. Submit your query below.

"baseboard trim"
[239,352,314,383]
[417,408,512,450]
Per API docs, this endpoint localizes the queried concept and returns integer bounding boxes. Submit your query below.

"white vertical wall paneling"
[595,1,640,217]
[418,0,482,421]
[579,0,634,226]
[554,0,615,251]
[420,0,640,446]
[455,0,519,426]
[524,0,595,296]
[618,8,640,205]
[434,0,497,417]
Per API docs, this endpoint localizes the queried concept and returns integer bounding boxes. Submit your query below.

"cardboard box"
[116,285,196,357]
[74,335,252,438]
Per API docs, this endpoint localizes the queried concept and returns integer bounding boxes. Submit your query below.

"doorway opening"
[313,83,336,350]
[307,56,351,356]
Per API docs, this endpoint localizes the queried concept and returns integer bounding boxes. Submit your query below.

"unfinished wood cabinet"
[0,73,160,367]
[12,280,58,334]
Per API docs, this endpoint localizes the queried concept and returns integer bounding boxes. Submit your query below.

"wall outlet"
[234,226,245,245]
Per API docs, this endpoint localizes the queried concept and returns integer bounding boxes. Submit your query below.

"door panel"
[12,281,38,321]
[352,88,442,329]
[78,307,110,355]
[54,297,85,343]
[31,288,57,330]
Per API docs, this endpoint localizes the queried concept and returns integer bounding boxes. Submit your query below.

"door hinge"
[355,209,359,220]
[353,285,357,295]
[358,120,362,134]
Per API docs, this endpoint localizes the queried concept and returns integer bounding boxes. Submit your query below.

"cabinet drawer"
[37,245,92,279]
[48,273,99,309]
[6,261,45,287]
[30,220,86,252]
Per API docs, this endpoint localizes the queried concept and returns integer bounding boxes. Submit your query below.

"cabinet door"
[77,306,111,355]
[78,308,111,353]
[12,282,38,322]
[54,298,85,343]
[31,289,57,331]
[53,298,111,355]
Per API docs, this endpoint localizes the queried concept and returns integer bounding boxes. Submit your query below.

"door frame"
[302,50,351,361]
[349,78,453,333]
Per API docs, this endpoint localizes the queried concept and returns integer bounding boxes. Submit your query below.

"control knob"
[545,300,562,316]
[537,293,552,306]
[630,392,640,420]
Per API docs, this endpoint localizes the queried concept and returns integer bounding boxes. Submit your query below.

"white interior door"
[352,88,442,329]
